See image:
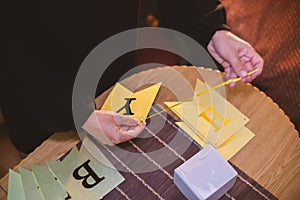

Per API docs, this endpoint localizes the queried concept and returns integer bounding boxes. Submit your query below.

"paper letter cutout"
[72,159,105,189]
[116,98,136,115]
[8,169,26,200]
[47,137,124,199]
[199,105,231,132]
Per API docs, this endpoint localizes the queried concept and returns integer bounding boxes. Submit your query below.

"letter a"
[116,98,136,115]
[73,160,105,189]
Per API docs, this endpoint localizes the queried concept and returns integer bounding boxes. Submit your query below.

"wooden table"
[1,66,299,199]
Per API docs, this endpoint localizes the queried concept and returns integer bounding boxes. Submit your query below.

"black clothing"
[0,0,227,153]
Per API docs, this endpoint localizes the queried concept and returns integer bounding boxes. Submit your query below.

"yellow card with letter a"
[101,82,161,121]
[165,79,254,160]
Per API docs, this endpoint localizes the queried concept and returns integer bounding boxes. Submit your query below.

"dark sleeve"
[0,1,75,133]
[156,0,229,47]
[0,1,24,75]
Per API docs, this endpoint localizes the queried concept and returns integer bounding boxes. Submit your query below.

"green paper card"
[31,164,70,200]
[47,137,124,200]
[20,168,45,200]
[8,169,26,200]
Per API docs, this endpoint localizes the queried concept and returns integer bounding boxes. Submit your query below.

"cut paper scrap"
[47,136,124,200]
[31,164,70,200]
[165,79,249,148]
[176,122,254,160]
[101,82,161,121]
[8,169,26,200]
[19,167,45,200]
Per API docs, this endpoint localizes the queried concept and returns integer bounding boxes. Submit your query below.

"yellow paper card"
[47,137,124,200]
[101,83,132,112]
[165,79,249,147]
[217,127,254,160]
[194,79,249,146]
[165,101,212,145]
[165,98,204,127]
[101,82,161,121]
[176,122,254,160]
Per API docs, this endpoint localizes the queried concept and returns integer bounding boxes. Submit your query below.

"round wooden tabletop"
[96,66,300,199]
[1,66,299,199]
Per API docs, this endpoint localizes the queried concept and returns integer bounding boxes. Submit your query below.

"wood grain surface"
[0,187,6,200]
[1,66,299,200]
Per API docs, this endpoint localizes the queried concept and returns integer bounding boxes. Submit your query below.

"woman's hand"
[82,110,146,145]
[208,30,264,87]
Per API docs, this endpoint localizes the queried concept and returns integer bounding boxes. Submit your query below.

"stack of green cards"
[8,137,124,200]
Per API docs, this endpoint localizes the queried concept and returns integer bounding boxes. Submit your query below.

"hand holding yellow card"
[83,82,161,145]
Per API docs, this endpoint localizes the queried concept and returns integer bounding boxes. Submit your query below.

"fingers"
[209,30,263,85]
[109,123,146,145]
[102,111,146,144]
[224,64,232,81]
[224,67,236,87]
[113,112,139,126]
[227,56,248,80]
[249,51,264,80]
[228,46,264,84]
[87,110,146,145]
[240,48,264,82]
[126,123,146,140]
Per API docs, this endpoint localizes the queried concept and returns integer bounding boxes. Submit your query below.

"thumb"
[228,56,248,78]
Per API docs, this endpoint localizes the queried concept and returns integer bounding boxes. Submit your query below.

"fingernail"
[240,70,247,77]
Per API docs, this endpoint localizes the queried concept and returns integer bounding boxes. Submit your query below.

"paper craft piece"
[165,79,254,160]
[83,82,161,145]
[165,79,249,148]
[8,169,26,200]
[176,122,254,160]
[31,164,70,200]
[101,82,161,121]
[47,137,124,200]
[194,79,249,146]
[20,167,45,200]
